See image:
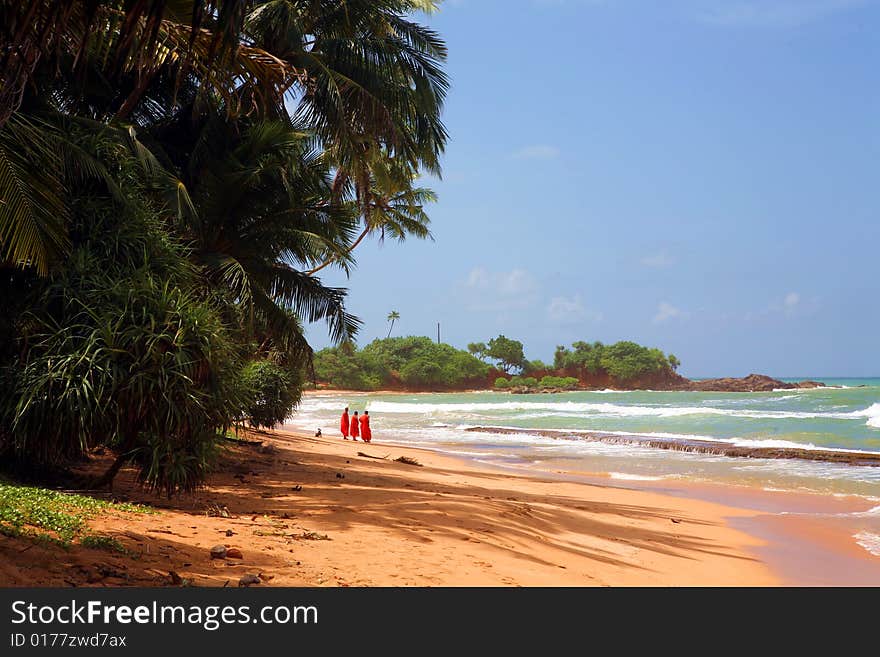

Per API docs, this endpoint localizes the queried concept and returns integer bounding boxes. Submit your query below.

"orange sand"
[0,429,779,586]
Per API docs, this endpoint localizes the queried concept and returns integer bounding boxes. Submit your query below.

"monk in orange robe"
[340,407,350,440]
[359,410,372,443]
[350,411,360,440]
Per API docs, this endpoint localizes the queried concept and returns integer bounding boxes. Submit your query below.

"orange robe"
[350,415,360,439]
[359,414,371,442]
[340,412,349,438]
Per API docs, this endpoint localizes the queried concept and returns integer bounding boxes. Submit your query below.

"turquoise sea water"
[289,379,880,501]
[288,379,880,560]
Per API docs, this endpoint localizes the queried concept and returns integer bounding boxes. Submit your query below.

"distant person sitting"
[350,410,360,441]
[315,428,322,437]
[359,410,372,443]
[340,407,350,440]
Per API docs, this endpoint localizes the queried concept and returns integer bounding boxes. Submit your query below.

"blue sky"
[304,0,879,377]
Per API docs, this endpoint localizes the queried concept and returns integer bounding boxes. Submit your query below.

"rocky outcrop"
[517,371,824,393]
[466,426,876,467]
[681,374,825,393]
[501,372,825,393]
[508,386,577,394]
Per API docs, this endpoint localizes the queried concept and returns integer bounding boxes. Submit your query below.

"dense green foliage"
[0,1,448,493]
[524,360,551,373]
[485,335,526,373]
[492,375,579,391]
[555,340,677,381]
[241,360,303,430]
[1,173,249,494]
[539,376,580,389]
[315,337,490,390]
[316,335,682,392]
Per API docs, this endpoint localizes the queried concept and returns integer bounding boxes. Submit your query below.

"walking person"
[359,410,372,443]
[350,410,360,441]
[340,407,350,440]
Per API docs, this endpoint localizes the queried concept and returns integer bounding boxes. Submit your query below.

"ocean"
[287,378,880,560]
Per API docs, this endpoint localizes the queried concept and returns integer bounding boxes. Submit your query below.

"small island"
[313,335,824,393]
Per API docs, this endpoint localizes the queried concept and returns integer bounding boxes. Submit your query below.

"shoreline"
[464,425,880,466]
[0,428,784,587]
[266,429,784,585]
[285,420,880,585]
[3,426,877,586]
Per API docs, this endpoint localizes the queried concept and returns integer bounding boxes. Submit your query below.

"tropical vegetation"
[553,340,679,381]
[316,334,681,391]
[0,0,448,493]
[314,337,490,390]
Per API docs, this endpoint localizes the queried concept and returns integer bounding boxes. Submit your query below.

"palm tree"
[0,0,450,489]
[386,310,400,338]
[0,1,294,129]
[0,0,301,275]
[2,1,448,281]
[148,108,363,353]
[306,153,436,276]
[244,0,449,176]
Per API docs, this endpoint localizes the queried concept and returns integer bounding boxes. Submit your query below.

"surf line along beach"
[289,385,880,584]
[4,424,880,585]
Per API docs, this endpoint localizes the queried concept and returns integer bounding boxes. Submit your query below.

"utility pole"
[437,322,441,345]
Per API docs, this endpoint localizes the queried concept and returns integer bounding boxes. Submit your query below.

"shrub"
[316,337,490,390]
[241,360,303,429]
[600,341,667,381]
[400,357,444,387]
[0,196,247,495]
[494,377,510,389]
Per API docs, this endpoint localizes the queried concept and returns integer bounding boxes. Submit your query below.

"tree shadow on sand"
[1,430,764,586]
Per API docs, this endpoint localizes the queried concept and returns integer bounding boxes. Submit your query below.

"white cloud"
[546,295,603,324]
[742,291,818,321]
[652,301,684,324]
[640,251,676,268]
[464,267,539,311]
[466,267,490,288]
[699,0,869,28]
[782,292,801,316]
[498,269,537,295]
[512,145,560,160]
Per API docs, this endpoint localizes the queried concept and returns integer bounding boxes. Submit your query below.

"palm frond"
[0,115,69,274]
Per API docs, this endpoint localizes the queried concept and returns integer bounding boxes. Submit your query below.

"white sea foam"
[365,400,880,426]
[863,403,880,428]
[853,506,880,517]
[302,401,361,411]
[608,472,665,481]
[854,532,880,557]
[471,425,880,456]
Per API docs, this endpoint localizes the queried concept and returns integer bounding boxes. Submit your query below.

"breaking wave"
[365,400,880,428]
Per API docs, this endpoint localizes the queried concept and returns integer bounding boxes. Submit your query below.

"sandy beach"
[0,428,793,587]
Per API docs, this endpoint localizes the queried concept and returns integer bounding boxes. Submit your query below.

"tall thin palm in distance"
[387,311,400,338]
